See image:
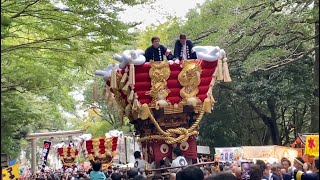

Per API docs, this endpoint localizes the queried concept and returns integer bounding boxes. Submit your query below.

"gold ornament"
[178,60,202,106]
[146,61,171,108]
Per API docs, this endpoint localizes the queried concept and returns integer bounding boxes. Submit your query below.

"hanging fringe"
[216,59,223,81]
[122,81,130,95]
[223,58,232,82]
[128,89,134,102]
[132,93,141,111]
[120,67,129,88]
[93,77,98,102]
[140,103,151,120]
[110,66,118,89]
[129,63,135,85]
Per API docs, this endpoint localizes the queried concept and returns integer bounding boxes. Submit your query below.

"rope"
[138,107,205,144]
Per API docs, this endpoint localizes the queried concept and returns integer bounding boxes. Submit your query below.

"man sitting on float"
[144,36,174,62]
[174,34,197,60]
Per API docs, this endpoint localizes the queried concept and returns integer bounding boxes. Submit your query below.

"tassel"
[122,81,130,95]
[129,63,135,85]
[110,66,118,89]
[128,89,134,102]
[132,93,141,111]
[140,103,151,120]
[93,77,98,102]
[223,58,232,82]
[119,72,128,89]
[216,59,223,81]
[125,104,132,117]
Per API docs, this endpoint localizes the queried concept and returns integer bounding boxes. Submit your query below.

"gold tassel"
[223,58,232,82]
[119,72,128,89]
[110,66,118,89]
[125,104,132,117]
[93,77,98,102]
[216,59,223,81]
[122,81,130,95]
[128,89,134,102]
[129,63,135,85]
[140,103,150,120]
[132,93,141,111]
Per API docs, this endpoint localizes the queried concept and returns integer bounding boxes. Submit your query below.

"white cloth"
[134,158,147,174]
[170,156,187,173]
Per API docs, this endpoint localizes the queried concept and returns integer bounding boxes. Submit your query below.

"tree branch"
[11,0,41,19]
[1,35,79,53]
[253,46,318,73]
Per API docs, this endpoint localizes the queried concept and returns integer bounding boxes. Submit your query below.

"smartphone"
[241,161,253,180]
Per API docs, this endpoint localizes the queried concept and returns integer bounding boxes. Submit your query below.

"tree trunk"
[310,0,319,133]
[248,101,280,145]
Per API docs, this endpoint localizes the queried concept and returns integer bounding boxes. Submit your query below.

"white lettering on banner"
[215,147,242,162]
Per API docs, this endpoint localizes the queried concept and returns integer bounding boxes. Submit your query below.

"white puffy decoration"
[95,64,119,81]
[192,46,222,62]
[220,49,226,59]
[105,130,123,138]
[113,49,146,69]
[79,134,92,141]
[53,142,65,149]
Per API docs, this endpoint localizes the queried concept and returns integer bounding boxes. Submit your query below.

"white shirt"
[182,45,187,60]
[170,156,187,173]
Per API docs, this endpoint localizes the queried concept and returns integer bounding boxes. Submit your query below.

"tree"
[142,0,318,146]
[1,0,146,158]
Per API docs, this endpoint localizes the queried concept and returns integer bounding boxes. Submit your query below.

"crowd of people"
[23,147,319,180]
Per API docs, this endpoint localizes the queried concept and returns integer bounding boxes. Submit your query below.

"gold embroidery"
[178,60,202,106]
[146,61,171,109]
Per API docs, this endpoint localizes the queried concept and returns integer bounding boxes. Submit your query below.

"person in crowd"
[144,36,174,62]
[256,160,268,179]
[170,147,188,173]
[110,172,122,180]
[179,166,204,180]
[89,161,106,180]
[249,164,263,180]
[134,174,146,180]
[293,157,305,171]
[263,163,272,180]
[127,168,139,179]
[293,156,319,180]
[173,34,197,60]
[207,172,237,180]
[270,164,282,180]
[281,157,292,173]
[133,151,147,175]
[303,162,313,173]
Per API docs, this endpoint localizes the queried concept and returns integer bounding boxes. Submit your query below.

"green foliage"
[136,0,317,146]
[1,0,145,158]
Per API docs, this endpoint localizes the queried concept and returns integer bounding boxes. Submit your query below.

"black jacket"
[144,45,174,62]
[173,39,197,60]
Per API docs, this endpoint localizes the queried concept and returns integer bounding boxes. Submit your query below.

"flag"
[41,141,52,172]
[305,135,319,157]
[2,163,20,180]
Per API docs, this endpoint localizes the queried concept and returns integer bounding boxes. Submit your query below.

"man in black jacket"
[173,34,197,60]
[144,36,174,62]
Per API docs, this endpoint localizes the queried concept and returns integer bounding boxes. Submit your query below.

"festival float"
[57,146,79,170]
[95,45,231,168]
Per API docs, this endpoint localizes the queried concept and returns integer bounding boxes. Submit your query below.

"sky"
[118,0,206,30]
